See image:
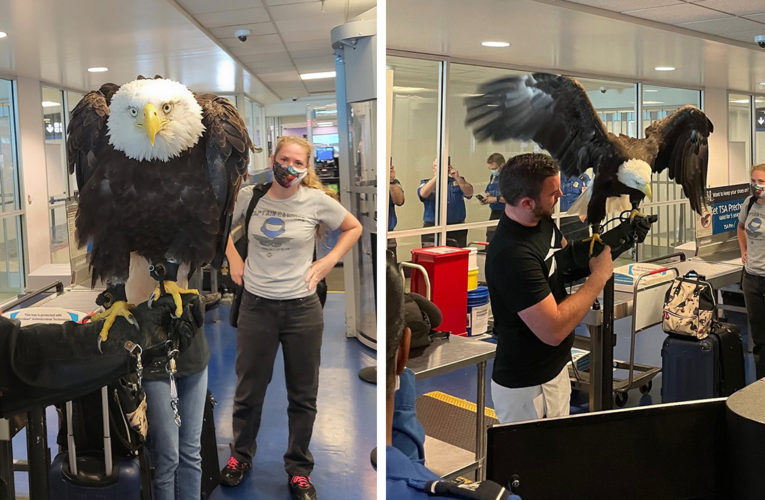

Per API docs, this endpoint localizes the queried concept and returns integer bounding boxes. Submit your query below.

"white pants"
[491,365,571,423]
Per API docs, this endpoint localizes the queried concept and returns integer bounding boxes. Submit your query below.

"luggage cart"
[570,266,678,407]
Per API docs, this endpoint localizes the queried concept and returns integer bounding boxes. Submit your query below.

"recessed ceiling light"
[643,101,665,105]
[0,32,7,39]
[759,82,765,86]
[300,71,335,80]
[87,67,109,73]
[481,41,510,48]
[316,121,334,127]
[644,89,658,93]
[654,66,675,71]
[732,99,750,104]
[41,101,60,107]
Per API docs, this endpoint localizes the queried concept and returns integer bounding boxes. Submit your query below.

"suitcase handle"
[65,386,113,478]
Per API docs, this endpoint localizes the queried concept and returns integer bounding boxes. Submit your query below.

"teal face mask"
[752,183,765,198]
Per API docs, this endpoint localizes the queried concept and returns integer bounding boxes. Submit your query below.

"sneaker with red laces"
[220,456,251,487]
[288,474,317,500]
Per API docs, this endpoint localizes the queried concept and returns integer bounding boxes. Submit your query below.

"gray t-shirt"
[232,185,347,299]
[738,195,765,276]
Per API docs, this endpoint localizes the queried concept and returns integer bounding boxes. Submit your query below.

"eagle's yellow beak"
[644,183,653,201]
[142,103,161,146]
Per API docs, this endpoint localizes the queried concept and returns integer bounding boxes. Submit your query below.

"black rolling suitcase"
[200,390,220,499]
[711,321,746,395]
[661,321,745,403]
[49,386,143,499]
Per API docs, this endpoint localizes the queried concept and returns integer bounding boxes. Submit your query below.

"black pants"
[743,271,765,380]
[230,290,323,475]
[420,221,468,248]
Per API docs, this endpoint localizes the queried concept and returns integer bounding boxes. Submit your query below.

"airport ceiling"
[388,0,765,94]
[0,0,375,104]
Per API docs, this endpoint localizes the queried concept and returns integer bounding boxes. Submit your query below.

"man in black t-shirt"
[486,154,614,423]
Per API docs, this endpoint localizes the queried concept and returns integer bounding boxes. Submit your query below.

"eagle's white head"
[617,158,653,201]
[107,78,204,162]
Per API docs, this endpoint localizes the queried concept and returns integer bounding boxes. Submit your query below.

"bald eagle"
[67,76,254,341]
[464,72,713,238]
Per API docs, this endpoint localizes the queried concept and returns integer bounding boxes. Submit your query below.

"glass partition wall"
[387,54,703,267]
[0,79,25,300]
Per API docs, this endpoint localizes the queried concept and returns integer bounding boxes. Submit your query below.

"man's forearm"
[456,177,473,197]
[390,184,405,205]
[419,176,437,198]
[555,273,609,336]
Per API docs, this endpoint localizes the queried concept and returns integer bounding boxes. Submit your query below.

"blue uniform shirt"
[387,445,521,500]
[486,172,503,211]
[392,369,426,463]
[418,178,468,224]
[560,172,590,212]
[389,194,398,231]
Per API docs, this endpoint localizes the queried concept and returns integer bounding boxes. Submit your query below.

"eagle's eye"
[128,106,138,117]
[162,103,173,114]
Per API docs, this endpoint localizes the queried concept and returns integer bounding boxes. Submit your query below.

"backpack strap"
[745,196,757,218]
[245,182,271,231]
[238,182,272,259]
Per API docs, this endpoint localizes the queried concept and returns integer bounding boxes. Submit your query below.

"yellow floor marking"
[423,391,497,419]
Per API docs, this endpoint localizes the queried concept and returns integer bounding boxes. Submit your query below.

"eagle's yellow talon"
[581,233,604,256]
[90,300,135,342]
[152,281,198,317]
[630,209,645,220]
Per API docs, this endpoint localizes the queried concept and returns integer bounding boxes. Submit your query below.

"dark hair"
[499,153,559,206]
[486,153,505,167]
[386,259,405,395]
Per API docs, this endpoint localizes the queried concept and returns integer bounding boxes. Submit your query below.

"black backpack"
[405,292,443,358]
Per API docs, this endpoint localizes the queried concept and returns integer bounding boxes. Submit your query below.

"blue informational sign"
[708,184,749,235]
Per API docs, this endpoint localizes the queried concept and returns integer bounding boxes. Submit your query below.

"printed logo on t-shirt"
[748,217,762,234]
[543,230,563,277]
[261,217,285,238]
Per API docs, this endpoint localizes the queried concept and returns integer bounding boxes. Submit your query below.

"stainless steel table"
[406,334,496,480]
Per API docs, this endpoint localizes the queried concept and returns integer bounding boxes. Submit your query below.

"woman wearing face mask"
[220,136,362,500]
[739,163,765,381]
[479,153,506,241]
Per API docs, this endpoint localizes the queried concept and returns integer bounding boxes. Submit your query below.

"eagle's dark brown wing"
[195,93,253,268]
[464,72,626,179]
[644,105,713,215]
[66,85,117,191]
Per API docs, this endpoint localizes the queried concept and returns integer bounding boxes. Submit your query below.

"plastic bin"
[467,286,490,336]
[411,246,470,335]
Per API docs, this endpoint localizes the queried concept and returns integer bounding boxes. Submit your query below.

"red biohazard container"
[411,246,470,336]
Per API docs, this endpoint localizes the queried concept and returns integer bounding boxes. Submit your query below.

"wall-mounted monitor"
[315,147,335,162]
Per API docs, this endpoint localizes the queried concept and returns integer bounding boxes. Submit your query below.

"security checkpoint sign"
[706,184,750,235]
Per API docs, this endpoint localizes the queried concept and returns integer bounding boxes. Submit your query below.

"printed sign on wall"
[706,184,749,235]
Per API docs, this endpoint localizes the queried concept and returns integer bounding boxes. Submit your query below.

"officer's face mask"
[751,182,765,198]
[273,160,308,188]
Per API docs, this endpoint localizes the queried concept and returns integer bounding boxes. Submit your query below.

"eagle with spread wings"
[465,72,713,248]
[67,76,254,342]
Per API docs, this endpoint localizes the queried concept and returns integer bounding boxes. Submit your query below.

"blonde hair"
[752,164,765,175]
[274,136,338,200]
